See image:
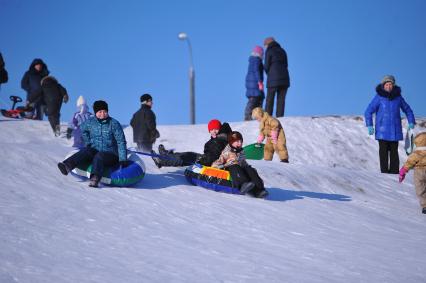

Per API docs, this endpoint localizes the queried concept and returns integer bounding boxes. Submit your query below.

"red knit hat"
[207,119,221,132]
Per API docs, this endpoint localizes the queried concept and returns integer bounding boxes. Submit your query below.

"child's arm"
[211,152,227,169]
[399,153,420,182]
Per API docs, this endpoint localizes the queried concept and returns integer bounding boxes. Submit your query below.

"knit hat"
[228,131,243,144]
[381,75,395,85]
[76,95,86,107]
[93,100,108,113]
[140,93,153,104]
[251,107,264,120]
[252,45,264,57]
[263,37,275,47]
[207,119,221,132]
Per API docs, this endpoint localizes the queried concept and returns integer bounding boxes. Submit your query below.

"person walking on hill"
[21,58,50,120]
[244,45,264,121]
[263,37,290,117]
[365,75,415,174]
[130,94,159,153]
[58,100,128,188]
[252,107,289,163]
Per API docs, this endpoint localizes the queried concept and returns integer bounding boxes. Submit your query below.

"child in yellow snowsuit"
[251,107,289,162]
[399,132,426,214]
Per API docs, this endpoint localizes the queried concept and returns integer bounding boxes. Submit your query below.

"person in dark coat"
[263,37,290,117]
[28,75,69,135]
[151,119,232,168]
[130,94,159,153]
[0,52,8,86]
[244,46,264,121]
[21,58,50,120]
[58,100,128,188]
[365,75,415,174]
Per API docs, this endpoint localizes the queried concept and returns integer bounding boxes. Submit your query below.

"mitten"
[270,130,278,144]
[258,81,264,91]
[399,167,408,183]
[368,126,374,135]
[66,128,73,139]
[257,134,264,144]
[409,123,415,129]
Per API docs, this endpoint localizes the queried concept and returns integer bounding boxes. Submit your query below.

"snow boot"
[281,159,289,163]
[255,189,269,199]
[57,162,71,176]
[151,150,162,168]
[88,175,100,188]
[54,125,61,137]
[240,182,255,194]
[158,144,173,155]
[422,207,426,214]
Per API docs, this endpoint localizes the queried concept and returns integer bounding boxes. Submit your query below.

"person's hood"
[78,103,89,114]
[28,58,49,74]
[376,84,401,100]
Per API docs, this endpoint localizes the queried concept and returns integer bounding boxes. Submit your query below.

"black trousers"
[378,140,399,174]
[265,86,288,117]
[160,152,202,167]
[244,96,264,121]
[64,147,119,177]
[227,164,264,194]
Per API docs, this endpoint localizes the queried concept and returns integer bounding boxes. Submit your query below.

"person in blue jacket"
[364,75,415,174]
[244,45,264,121]
[57,100,129,187]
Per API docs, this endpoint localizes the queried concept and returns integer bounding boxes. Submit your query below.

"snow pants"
[159,151,202,167]
[264,128,288,161]
[137,142,153,153]
[227,164,265,195]
[378,140,399,174]
[414,168,426,209]
[265,86,288,117]
[63,147,119,177]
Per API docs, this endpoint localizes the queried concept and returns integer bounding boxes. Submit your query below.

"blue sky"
[1,0,425,125]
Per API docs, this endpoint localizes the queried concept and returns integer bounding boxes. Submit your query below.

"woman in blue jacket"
[57,100,128,187]
[365,75,415,174]
[244,46,264,121]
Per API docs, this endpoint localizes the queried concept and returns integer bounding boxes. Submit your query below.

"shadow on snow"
[266,187,351,202]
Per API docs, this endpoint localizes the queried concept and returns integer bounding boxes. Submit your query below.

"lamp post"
[178,32,195,124]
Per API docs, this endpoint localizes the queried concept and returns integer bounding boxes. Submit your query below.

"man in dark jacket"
[130,94,159,153]
[29,76,69,136]
[263,37,290,117]
[21,58,50,120]
[0,52,8,86]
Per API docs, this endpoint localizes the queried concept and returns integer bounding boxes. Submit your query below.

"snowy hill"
[1,116,425,283]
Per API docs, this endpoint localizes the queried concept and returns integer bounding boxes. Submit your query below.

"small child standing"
[67,96,93,148]
[399,132,426,214]
[212,131,268,198]
[252,107,289,162]
[244,46,264,121]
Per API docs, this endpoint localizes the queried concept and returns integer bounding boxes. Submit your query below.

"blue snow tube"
[184,164,242,194]
[67,151,145,187]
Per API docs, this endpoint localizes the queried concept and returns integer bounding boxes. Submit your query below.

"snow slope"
[0,116,425,283]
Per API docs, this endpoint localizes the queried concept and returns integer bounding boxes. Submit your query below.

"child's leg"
[264,140,274,161]
[274,129,289,161]
[243,165,265,194]
[227,164,250,189]
[414,169,426,209]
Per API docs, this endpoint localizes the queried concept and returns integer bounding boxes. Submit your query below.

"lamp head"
[178,32,187,40]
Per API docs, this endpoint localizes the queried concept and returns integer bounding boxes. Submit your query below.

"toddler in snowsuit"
[67,96,93,148]
[212,131,268,198]
[252,107,289,162]
[399,132,426,214]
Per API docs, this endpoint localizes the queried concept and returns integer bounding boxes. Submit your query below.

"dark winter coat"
[81,116,127,162]
[0,52,8,84]
[21,59,49,101]
[130,104,159,144]
[29,76,67,116]
[264,41,290,88]
[245,56,264,97]
[365,85,415,141]
[198,122,232,166]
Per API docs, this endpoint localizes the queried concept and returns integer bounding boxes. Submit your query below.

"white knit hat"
[76,95,86,107]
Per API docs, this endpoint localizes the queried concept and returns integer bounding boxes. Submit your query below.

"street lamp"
[178,32,195,124]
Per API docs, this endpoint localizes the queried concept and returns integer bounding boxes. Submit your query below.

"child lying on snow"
[212,131,268,198]
[399,132,426,214]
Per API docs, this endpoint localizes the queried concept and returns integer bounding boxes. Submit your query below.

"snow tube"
[184,164,242,194]
[67,151,145,187]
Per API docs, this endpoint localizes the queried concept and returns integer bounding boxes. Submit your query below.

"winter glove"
[258,81,264,91]
[408,123,415,129]
[119,160,132,169]
[66,128,73,139]
[63,94,69,103]
[270,130,278,144]
[399,167,408,183]
[368,126,374,135]
[257,134,265,144]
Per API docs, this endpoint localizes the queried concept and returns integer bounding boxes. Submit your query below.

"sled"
[0,95,33,119]
[404,128,414,155]
[243,143,264,160]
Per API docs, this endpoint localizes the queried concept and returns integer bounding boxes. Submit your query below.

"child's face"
[231,139,243,148]
[210,129,219,138]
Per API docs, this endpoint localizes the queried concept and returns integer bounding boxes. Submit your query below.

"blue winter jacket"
[81,116,127,161]
[364,85,415,141]
[245,56,264,98]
